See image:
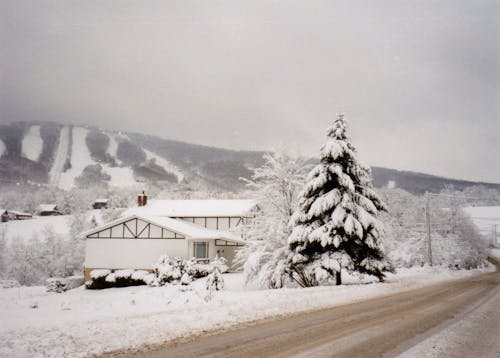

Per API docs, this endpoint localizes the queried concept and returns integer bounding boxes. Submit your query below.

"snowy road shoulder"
[0,266,494,358]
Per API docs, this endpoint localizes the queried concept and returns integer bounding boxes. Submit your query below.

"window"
[193,242,208,259]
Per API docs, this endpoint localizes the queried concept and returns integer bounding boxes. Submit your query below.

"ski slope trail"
[49,126,69,187]
[126,261,500,358]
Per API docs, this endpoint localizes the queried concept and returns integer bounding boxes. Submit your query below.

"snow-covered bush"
[85,269,155,289]
[152,256,228,286]
[46,275,84,293]
[0,279,20,288]
[85,257,228,289]
[205,267,224,301]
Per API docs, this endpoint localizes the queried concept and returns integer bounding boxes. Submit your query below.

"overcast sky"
[1,0,499,182]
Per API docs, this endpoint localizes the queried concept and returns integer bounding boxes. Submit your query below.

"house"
[0,209,32,222]
[6,210,32,220]
[1,209,8,223]
[38,204,62,216]
[81,194,259,281]
[92,198,109,210]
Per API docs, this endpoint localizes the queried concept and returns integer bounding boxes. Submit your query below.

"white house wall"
[85,239,187,270]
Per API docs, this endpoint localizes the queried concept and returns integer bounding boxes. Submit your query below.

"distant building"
[92,198,109,210]
[1,209,8,223]
[7,210,32,220]
[80,193,259,281]
[1,209,32,222]
[38,204,62,216]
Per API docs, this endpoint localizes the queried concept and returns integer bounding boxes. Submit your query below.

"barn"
[38,204,62,216]
[81,196,259,281]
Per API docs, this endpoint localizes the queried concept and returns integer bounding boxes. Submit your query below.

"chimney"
[137,191,148,207]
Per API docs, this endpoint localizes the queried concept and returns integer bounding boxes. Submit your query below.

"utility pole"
[425,192,433,266]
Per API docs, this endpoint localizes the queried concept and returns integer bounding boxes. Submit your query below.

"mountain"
[0,121,499,195]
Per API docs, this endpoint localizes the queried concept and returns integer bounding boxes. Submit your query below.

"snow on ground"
[0,139,5,158]
[0,215,71,243]
[102,165,139,188]
[106,133,119,161]
[0,266,493,357]
[144,149,185,183]
[21,125,43,162]
[59,127,95,190]
[463,206,500,238]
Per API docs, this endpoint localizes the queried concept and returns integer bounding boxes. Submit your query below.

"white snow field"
[0,266,492,357]
[21,125,43,162]
[464,206,500,243]
[0,215,71,244]
[106,133,119,161]
[0,139,5,158]
[59,127,94,190]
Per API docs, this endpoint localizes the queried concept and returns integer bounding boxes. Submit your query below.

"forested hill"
[0,121,498,195]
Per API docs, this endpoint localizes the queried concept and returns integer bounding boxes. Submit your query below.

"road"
[104,261,499,358]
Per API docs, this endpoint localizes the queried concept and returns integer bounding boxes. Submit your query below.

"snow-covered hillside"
[59,127,94,190]
[21,125,43,162]
[0,139,5,158]
[2,120,499,194]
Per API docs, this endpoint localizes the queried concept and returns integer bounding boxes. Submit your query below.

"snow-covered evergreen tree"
[236,147,307,288]
[288,114,392,286]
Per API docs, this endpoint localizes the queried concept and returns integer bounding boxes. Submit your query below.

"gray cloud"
[1,0,499,182]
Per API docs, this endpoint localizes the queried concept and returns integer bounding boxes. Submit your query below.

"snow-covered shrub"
[152,256,228,286]
[205,267,224,301]
[85,257,228,289]
[85,269,154,289]
[46,276,84,293]
[0,279,20,288]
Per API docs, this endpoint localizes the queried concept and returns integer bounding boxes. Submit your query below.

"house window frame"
[193,241,209,261]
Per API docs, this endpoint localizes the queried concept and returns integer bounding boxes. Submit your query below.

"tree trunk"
[336,271,342,285]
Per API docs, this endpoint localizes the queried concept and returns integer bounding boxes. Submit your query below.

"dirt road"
[105,264,499,358]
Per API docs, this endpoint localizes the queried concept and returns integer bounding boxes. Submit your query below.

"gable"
[86,217,185,239]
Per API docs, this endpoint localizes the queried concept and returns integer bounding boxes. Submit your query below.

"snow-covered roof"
[94,198,109,203]
[81,214,245,243]
[7,210,32,216]
[123,200,259,218]
[39,204,58,212]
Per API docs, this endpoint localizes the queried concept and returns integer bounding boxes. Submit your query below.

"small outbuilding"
[92,198,109,210]
[0,209,32,222]
[1,209,8,223]
[38,204,62,216]
[7,210,32,220]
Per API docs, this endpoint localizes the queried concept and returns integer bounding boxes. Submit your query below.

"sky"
[1,0,499,182]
